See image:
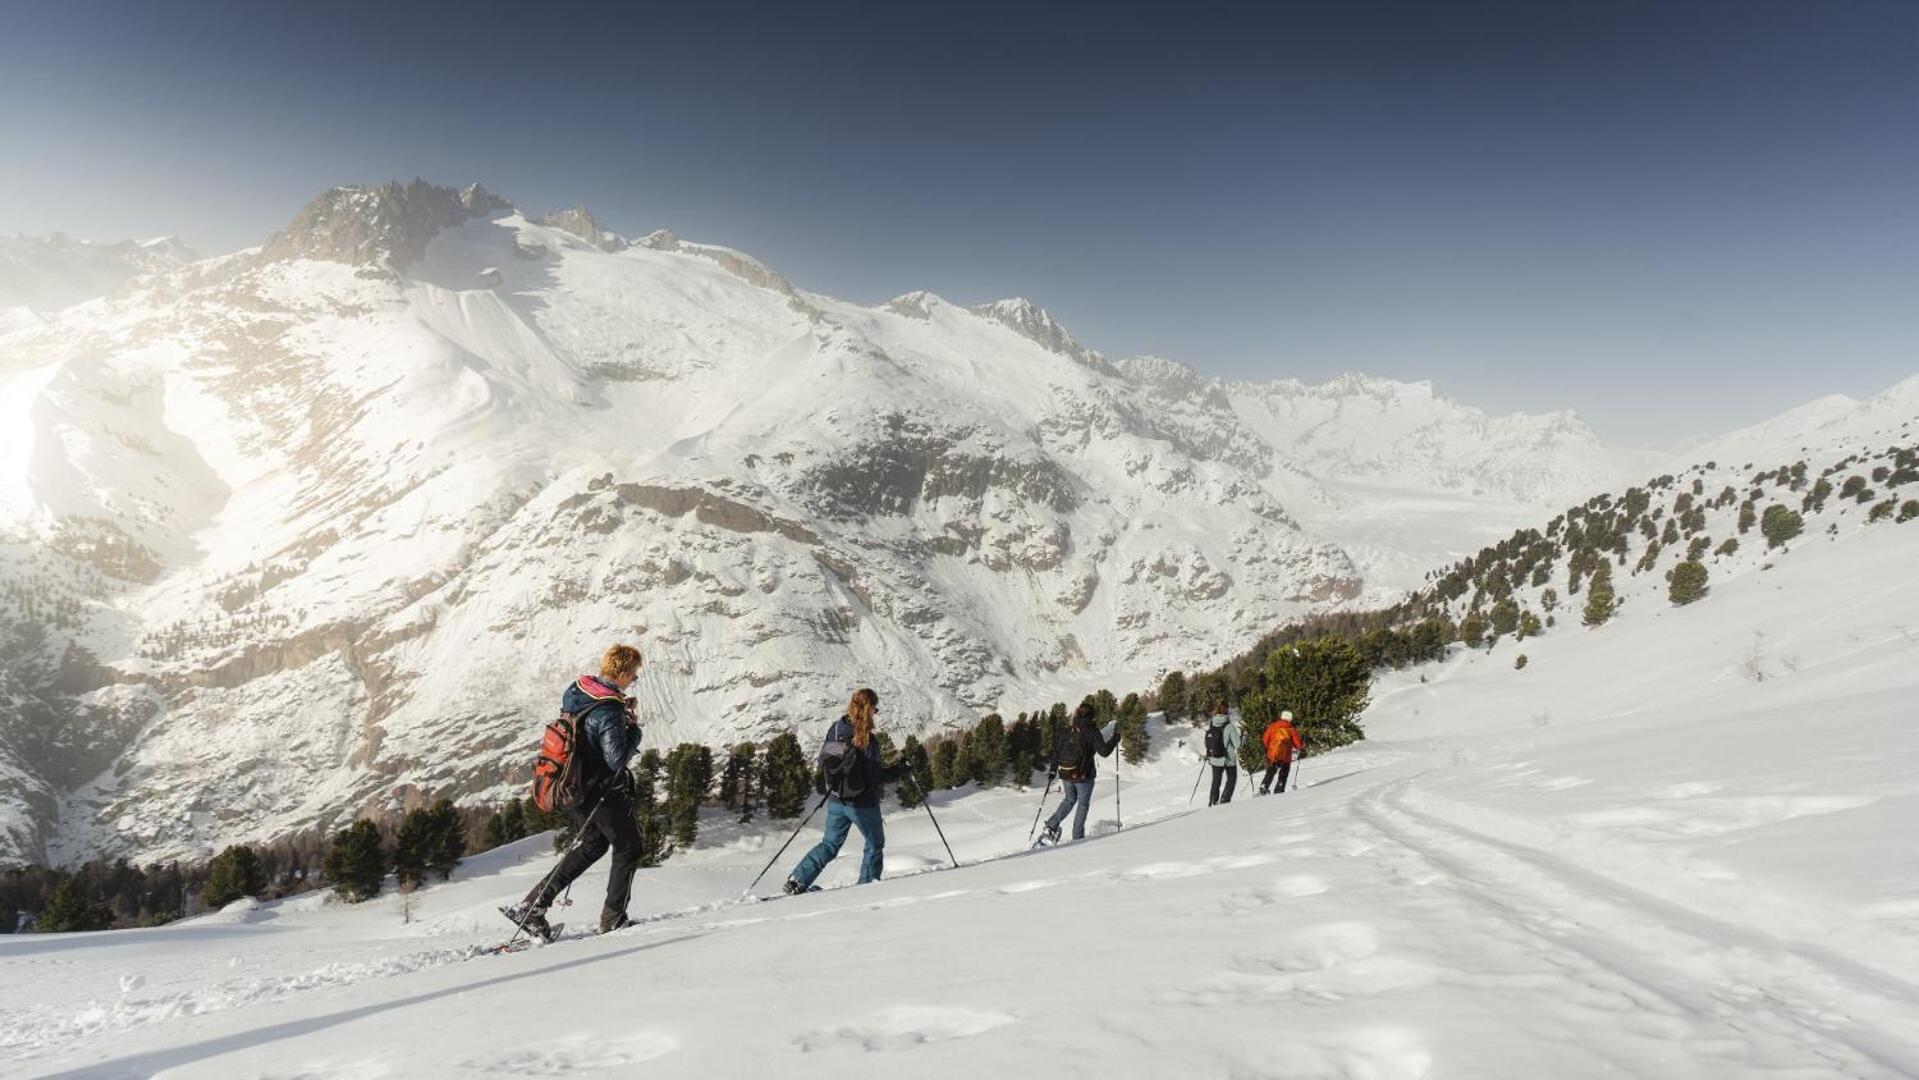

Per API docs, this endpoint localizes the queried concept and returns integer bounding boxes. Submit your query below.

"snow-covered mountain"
[0,179,1896,868]
[1665,376,1919,474]
[0,232,199,319]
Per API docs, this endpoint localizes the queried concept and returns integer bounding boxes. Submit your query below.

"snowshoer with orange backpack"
[1259,710,1303,794]
[502,644,645,940]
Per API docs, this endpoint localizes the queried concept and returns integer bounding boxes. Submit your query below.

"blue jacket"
[564,676,640,784]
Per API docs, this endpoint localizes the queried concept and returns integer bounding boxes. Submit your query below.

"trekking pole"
[1025,772,1056,844]
[904,774,959,868]
[1114,753,1122,830]
[1188,760,1206,807]
[741,795,826,898]
[500,790,607,952]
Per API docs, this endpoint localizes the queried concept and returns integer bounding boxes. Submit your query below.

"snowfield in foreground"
[3,525,1916,1078]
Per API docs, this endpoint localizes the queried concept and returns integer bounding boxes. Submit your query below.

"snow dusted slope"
[0,233,199,316]
[4,516,1916,1078]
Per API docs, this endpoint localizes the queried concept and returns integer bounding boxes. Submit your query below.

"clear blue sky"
[2,1,1914,444]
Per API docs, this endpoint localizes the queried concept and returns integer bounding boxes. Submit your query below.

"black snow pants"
[1262,759,1292,793]
[527,791,642,917]
[1209,764,1238,806]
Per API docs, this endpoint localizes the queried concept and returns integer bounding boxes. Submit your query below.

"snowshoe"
[499,903,561,944]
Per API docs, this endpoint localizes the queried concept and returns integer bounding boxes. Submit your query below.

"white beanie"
[1280,710,1294,721]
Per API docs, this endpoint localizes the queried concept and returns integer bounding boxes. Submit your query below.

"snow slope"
[4,516,1915,1078]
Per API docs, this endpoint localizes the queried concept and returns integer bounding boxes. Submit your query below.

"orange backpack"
[531,709,590,814]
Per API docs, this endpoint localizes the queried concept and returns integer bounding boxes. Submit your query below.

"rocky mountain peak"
[260,179,512,269]
[536,206,628,252]
[970,297,1108,371]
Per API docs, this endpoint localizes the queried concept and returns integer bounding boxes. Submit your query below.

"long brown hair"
[847,687,879,749]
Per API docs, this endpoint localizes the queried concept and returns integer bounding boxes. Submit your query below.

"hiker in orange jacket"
[1259,710,1303,794]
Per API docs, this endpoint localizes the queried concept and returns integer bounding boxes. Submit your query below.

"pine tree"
[1582,562,1618,627]
[1516,610,1542,640]
[392,807,434,889]
[201,845,267,909]
[1540,587,1558,613]
[324,820,386,902]
[1459,612,1487,648]
[1514,654,1529,670]
[426,799,464,880]
[1668,559,1708,605]
[969,714,1008,786]
[1157,670,1188,724]
[897,735,931,807]
[1005,718,1033,787]
[1235,692,1268,773]
[500,798,528,843]
[1489,599,1519,635]
[36,876,114,932]
[1737,500,1757,534]
[664,743,713,847]
[631,749,669,866]
[721,743,758,823]
[932,739,961,789]
[1118,692,1149,765]
[1761,505,1804,549]
[1262,637,1370,752]
[761,733,811,819]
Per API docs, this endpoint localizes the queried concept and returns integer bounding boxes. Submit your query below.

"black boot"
[500,902,556,942]
[598,907,633,934]
[782,878,805,897]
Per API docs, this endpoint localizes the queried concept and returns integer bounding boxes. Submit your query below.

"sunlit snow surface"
[4,525,1916,1078]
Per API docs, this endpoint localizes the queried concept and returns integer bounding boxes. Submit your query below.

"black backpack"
[819,722,871,800]
[1055,725,1089,781]
[1203,721,1227,760]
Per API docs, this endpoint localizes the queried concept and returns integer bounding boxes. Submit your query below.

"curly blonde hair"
[600,644,643,682]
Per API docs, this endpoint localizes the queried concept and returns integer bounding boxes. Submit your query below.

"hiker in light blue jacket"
[1204,704,1241,805]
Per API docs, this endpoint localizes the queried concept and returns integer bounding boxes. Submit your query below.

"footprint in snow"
[1123,861,1209,880]
[463,1031,678,1073]
[997,879,1060,894]
[795,1005,1014,1053]
[1220,874,1330,913]
[1230,1026,1433,1080]
[1158,922,1430,1008]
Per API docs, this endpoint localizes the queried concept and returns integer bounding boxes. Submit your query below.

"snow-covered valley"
[4,514,1915,1078]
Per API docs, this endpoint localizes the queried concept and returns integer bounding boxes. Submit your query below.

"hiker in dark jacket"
[505,644,646,937]
[1040,700,1121,843]
[785,688,908,893]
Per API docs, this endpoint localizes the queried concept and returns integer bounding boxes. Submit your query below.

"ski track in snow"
[1355,779,1919,1077]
